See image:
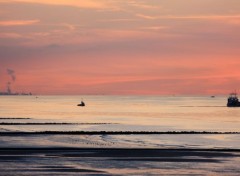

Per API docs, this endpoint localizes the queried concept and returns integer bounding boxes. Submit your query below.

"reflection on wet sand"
[0,148,239,175]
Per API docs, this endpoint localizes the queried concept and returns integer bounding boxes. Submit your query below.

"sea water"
[0,95,240,149]
[1,95,240,175]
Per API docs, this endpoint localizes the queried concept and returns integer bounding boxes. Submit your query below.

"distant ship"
[227,93,240,107]
[0,92,32,96]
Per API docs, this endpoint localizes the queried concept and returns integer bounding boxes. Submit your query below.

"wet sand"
[0,148,240,175]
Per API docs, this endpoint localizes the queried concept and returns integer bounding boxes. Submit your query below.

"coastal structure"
[0,79,32,95]
[0,85,32,95]
[0,92,32,96]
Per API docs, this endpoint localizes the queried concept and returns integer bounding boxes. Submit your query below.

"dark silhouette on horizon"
[227,93,240,107]
[78,100,85,107]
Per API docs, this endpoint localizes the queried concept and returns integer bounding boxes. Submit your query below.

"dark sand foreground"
[0,148,240,175]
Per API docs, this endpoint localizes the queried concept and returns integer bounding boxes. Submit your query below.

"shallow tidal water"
[0,95,240,148]
[0,95,240,175]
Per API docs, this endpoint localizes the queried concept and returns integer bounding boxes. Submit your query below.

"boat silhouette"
[227,93,240,107]
[77,101,85,107]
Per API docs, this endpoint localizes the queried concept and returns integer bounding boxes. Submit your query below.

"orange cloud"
[136,14,158,20]
[2,0,114,9]
[128,1,161,9]
[136,14,240,21]
[0,20,39,26]
[160,15,240,20]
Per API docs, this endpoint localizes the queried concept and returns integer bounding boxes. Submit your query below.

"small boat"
[227,93,240,107]
[77,101,85,107]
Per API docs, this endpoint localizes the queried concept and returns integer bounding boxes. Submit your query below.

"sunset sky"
[1,0,240,95]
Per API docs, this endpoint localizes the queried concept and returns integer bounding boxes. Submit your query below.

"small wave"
[0,131,240,136]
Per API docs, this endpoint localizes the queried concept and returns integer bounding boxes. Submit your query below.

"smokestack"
[7,69,16,82]
[7,82,11,94]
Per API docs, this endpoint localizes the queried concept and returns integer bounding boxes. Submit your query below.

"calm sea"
[0,95,240,149]
[1,95,240,175]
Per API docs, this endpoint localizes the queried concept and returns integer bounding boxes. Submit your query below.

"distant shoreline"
[0,122,116,125]
[0,118,31,119]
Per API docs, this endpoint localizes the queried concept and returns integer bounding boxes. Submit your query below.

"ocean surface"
[0,95,240,148]
[1,95,240,175]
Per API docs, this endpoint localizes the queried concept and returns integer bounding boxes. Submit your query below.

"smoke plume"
[5,68,16,94]
[7,69,16,82]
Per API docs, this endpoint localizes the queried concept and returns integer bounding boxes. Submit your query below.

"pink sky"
[1,0,240,95]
